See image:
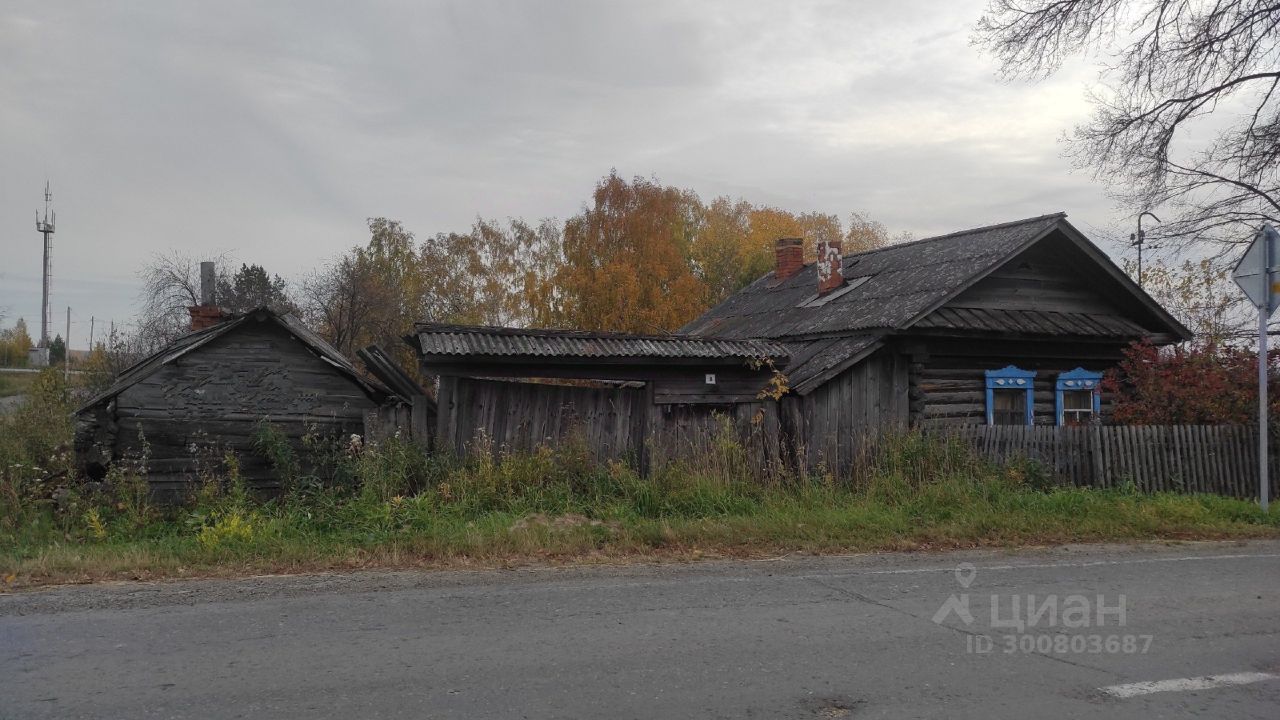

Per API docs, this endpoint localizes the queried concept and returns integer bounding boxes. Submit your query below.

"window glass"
[1061,390,1093,425]
[992,389,1025,426]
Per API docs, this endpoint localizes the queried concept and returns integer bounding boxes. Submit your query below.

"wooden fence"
[936,425,1268,499]
[436,377,646,463]
[433,376,1267,500]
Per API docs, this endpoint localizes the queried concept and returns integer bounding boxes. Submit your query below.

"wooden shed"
[409,326,789,469]
[74,308,394,494]
[412,213,1192,475]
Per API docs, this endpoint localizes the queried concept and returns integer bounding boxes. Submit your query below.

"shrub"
[1104,339,1280,425]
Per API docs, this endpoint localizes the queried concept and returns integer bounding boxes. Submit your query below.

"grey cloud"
[0,0,1125,351]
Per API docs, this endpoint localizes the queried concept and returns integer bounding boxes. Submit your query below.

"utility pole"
[1129,211,1161,288]
[89,316,95,351]
[64,306,71,383]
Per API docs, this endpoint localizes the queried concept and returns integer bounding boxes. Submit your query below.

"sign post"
[1232,224,1280,511]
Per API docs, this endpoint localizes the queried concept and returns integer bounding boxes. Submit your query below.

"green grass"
[3,414,1277,588]
[0,371,38,398]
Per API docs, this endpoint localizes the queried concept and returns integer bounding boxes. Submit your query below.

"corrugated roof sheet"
[680,213,1066,339]
[412,324,788,361]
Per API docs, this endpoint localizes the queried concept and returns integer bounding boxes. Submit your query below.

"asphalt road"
[3,541,1279,719]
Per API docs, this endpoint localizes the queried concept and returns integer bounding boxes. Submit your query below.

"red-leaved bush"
[1104,340,1280,425]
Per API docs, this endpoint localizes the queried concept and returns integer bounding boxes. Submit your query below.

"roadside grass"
[0,371,38,398]
[1,370,1277,588]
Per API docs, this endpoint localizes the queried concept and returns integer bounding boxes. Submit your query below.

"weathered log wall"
[84,322,379,494]
[904,336,1125,429]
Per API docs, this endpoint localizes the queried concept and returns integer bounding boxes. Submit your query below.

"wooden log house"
[413,213,1192,475]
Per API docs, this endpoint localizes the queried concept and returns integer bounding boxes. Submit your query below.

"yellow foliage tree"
[0,318,33,368]
[557,172,706,333]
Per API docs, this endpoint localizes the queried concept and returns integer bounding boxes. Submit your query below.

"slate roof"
[681,213,1069,340]
[78,308,388,413]
[411,323,788,362]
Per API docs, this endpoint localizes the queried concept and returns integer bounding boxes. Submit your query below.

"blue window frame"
[1056,368,1102,426]
[985,366,1036,426]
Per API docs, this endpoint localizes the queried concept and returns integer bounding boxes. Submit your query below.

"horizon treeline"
[300,170,909,363]
[2,170,908,368]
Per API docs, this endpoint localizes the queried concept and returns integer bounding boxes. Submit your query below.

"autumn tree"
[557,172,706,333]
[690,198,756,305]
[845,211,900,253]
[0,318,33,367]
[976,0,1280,255]
[303,174,902,346]
[416,217,563,328]
[300,220,407,358]
[1128,257,1250,345]
[303,216,563,368]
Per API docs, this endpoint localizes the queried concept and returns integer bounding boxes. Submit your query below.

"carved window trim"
[985,365,1036,426]
[1055,368,1102,426]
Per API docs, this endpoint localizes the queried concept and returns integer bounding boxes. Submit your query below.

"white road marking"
[1101,672,1280,699]
[847,552,1280,578]
[466,551,1280,597]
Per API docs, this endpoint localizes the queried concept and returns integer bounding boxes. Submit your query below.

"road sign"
[1231,224,1278,513]
[1232,225,1280,313]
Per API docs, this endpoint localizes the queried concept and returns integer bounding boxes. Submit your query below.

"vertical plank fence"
[934,425,1270,499]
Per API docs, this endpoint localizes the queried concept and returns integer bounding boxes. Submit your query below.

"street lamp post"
[1130,212,1162,288]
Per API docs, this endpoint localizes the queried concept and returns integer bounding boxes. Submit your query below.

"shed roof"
[410,323,789,363]
[680,213,1191,342]
[78,308,388,413]
[783,335,883,395]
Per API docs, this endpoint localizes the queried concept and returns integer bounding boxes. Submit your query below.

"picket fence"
[936,425,1267,499]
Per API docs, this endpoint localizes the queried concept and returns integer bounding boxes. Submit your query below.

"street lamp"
[1130,212,1162,288]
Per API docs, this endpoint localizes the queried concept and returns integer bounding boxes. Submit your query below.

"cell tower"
[35,181,55,349]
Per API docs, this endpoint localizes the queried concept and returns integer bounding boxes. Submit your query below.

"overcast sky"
[0,0,1124,349]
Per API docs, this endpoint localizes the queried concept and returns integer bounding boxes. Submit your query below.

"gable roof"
[410,323,789,363]
[78,308,388,413]
[680,213,1191,343]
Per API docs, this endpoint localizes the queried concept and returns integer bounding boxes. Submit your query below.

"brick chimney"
[187,261,227,331]
[775,237,804,281]
[817,239,844,295]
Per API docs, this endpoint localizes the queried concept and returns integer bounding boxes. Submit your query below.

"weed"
[196,509,258,550]
[1,381,1278,587]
